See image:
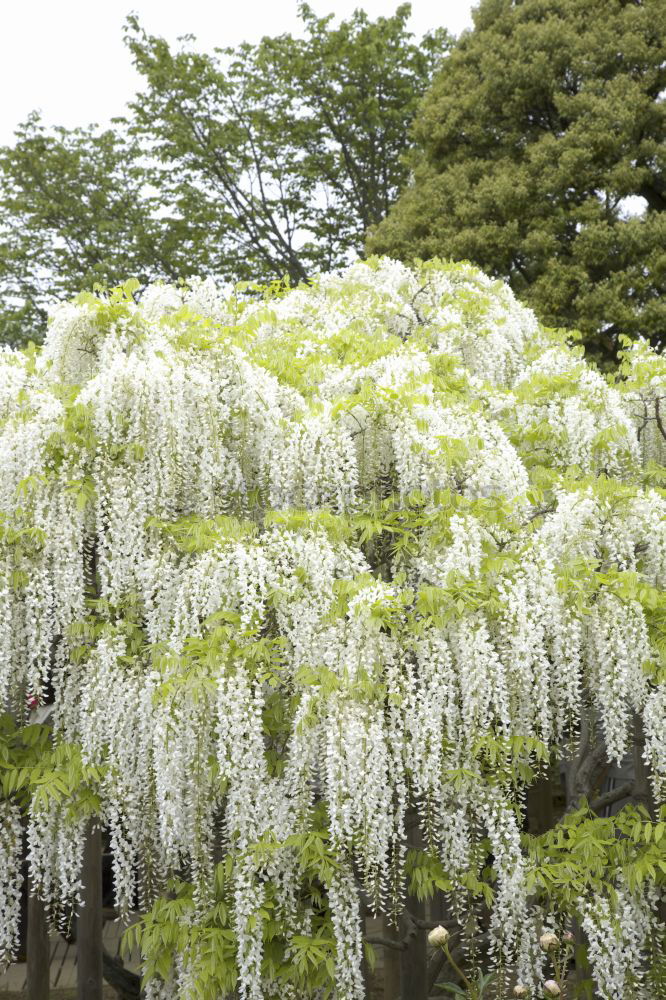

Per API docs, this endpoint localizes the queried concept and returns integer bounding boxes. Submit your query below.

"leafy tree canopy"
[367,0,666,365]
[0,259,665,997]
[0,4,449,346]
[0,115,197,347]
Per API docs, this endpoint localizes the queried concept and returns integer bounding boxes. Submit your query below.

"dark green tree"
[0,5,449,346]
[367,0,666,364]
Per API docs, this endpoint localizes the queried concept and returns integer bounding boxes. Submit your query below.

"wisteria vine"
[0,258,664,997]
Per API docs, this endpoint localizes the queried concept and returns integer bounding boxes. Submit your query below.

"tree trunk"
[399,903,427,1000]
[564,716,608,812]
[563,718,607,990]
[399,821,427,1000]
[632,714,655,818]
[77,821,103,1000]
[382,916,402,1000]
[27,884,50,1000]
[103,949,142,1000]
[526,772,556,833]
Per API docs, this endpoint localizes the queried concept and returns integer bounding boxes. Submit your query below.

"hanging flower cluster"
[581,884,658,999]
[0,800,23,968]
[0,258,664,996]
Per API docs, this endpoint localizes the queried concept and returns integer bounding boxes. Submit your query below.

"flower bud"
[539,931,559,951]
[427,925,450,948]
[543,982,561,997]
[513,985,529,998]
[562,931,575,944]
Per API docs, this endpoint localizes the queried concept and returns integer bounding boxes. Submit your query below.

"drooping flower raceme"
[0,259,664,995]
[0,802,23,968]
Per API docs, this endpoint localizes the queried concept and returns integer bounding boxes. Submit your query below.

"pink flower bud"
[543,981,561,997]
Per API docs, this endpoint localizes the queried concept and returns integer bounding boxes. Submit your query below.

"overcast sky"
[0,1,476,146]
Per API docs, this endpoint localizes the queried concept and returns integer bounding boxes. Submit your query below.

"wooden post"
[77,820,103,1000]
[27,884,50,1000]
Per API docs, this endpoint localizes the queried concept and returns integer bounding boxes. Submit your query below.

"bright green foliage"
[0,717,102,818]
[528,804,666,905]
[123,825,343,997]
[367,0,666,365]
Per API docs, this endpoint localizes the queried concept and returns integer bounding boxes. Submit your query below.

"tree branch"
[363,914,457,952]
[588,782,633,814]
[364,933,407,952]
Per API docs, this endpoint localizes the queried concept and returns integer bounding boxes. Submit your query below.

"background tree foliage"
[0,4,449,346]
[125,3,447,280]
[0,117,195,346]
[367,0,666,365]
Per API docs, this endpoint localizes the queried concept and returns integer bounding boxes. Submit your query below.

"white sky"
[0,0,476,146]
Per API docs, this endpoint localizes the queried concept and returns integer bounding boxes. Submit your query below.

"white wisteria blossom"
[0,801,23,968]
[0,258,664,994]
[581,885,657,1000]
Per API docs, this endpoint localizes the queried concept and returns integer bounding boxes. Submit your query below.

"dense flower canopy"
[0,258,665,997]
